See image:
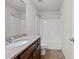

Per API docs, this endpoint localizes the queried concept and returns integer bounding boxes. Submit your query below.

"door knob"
[69,38,74,43]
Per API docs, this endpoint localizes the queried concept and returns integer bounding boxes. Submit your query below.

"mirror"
[5,0,26,39]
[10,13,26,36]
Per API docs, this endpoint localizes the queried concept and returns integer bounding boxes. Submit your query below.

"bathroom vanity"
[15,38,40,59]
[6,36,41,59]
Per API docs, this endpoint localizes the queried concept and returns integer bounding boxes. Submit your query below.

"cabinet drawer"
[20,41,38,59]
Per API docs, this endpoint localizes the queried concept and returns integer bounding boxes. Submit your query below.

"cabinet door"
[33,45,40,59]
[28,55,33,59]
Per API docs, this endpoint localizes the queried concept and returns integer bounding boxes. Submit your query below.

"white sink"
[6,40,29,48]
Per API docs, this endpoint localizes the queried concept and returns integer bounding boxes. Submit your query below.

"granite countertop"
[5,35,40,59]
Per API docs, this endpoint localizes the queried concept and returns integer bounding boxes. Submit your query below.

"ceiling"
[32,0,63,11]
[5,0,25,12]
[5,0,63,12]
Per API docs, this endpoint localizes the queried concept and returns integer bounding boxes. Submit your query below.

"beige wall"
[24,0,39,35]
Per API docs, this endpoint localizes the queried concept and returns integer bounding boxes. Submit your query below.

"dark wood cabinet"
[33,45,40,59]
[28,55,33,59]
[13,38,40,59]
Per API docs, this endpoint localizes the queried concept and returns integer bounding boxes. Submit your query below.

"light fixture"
[39,0,43,2]
[44,21,47,23]
[20,0,24,4]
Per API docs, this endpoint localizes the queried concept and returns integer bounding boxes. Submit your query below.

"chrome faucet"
[6,37,14,43]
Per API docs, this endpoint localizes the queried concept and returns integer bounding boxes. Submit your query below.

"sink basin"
[6,40,29,48]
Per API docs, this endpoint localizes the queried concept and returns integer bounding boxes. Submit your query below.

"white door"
[61,0,74,59]
[62,16,74,59]
[61,12,74,59]
[40,19,62,49]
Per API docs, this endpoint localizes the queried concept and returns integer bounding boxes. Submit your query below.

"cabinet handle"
[33,55,35,56]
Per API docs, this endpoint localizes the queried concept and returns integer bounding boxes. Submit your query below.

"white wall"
[60,0,74,59]
[39,12,62,49]
[24,0,39,35]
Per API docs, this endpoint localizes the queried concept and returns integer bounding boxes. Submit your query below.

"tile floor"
[41,49,65,59]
